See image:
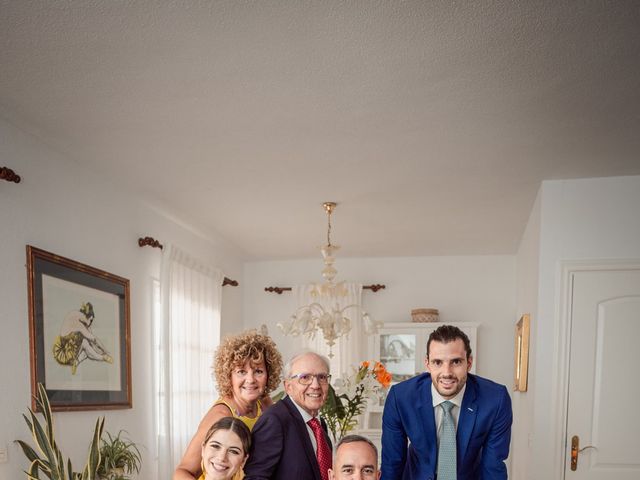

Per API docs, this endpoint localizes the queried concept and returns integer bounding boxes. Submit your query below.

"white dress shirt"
[431,383,467,446]
[289,395,319,454]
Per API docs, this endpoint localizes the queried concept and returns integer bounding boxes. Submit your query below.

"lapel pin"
[467,407,474,412]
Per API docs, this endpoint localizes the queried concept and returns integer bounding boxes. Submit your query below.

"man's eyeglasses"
[288,373,332,385]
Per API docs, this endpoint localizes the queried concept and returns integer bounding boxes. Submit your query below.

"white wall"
[525,176,640,479]
[0,118,245,480]
[243,254,516,389]
[512,190,541,480]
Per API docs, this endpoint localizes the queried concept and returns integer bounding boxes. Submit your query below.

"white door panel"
[566,269,640,479]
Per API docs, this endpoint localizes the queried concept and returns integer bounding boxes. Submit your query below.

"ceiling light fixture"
[277,202,379,357]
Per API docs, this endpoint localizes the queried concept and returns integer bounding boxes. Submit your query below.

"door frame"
[552,259,640,478]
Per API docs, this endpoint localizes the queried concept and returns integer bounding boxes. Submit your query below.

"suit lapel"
[457,375,478,463]
[417,375,438,458]
[283,396,321,480]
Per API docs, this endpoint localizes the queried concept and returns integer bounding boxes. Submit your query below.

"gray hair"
[282,349,331,380]
[335,434,379,465]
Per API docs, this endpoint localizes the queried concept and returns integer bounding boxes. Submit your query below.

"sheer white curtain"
[295,283,365,377]
[156,244,223,478]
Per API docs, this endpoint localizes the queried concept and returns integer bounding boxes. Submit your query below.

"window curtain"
[294,283,365,377]
[157,244,223,478]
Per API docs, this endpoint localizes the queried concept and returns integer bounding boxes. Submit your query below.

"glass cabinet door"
[379,333,416,383]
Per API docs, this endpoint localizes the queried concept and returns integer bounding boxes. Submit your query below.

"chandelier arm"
[294,302,326,316]
[335,304,359,314]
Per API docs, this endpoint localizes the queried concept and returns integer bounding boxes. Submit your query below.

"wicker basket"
[411,308,439,323]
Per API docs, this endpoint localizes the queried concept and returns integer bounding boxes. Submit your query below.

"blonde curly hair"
[213,330,283,398]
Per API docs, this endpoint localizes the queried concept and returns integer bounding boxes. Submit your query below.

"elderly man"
[329,435,381,480]
[244,350,333,480]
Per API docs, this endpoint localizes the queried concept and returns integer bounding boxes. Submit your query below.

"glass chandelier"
[277,202,379,357]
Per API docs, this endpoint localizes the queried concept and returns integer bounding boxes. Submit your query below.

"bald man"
[329,435,380,480]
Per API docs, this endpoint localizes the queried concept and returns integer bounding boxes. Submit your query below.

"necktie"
[437,401,457,480]
[307,417,332,480]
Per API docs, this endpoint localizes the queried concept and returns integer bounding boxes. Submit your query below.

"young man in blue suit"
[381,325,512,480]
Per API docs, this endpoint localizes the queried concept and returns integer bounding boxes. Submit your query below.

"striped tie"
[437,400,457,480]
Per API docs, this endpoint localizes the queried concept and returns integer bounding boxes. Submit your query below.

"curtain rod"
[265,284,385,295]
[138,236,238,287]
[1,166,21,183]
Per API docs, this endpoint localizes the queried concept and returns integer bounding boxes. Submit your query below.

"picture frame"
[514,313,530,392]
[27,246,132,411]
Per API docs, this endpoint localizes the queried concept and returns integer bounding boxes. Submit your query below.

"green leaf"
[83,417,104,480]
[23,413,34,433]
[355,365,368,383]
[25,459,40,479]
[28,409,57,466]
[55,448,65,479]
[37,384,55,446]
[15,439,39,463]
[321,384,350,443]
[25,460,41,480]
[270,389,285,403]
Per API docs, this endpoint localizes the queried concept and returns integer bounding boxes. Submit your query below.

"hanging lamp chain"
[327,207,332,246]
[323,202,336,247]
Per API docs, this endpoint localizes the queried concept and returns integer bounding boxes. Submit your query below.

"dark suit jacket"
[244,395,332,480]
[381,373,512,480]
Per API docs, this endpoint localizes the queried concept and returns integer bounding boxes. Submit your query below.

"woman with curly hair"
[174,330,283,480]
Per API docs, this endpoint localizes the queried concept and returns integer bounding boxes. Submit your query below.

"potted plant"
[321,361,391,443]
[97,431,141,480]
[15,383,104,480]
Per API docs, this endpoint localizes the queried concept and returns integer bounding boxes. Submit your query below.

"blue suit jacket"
[244,395,332,480]
[381,373,512,480]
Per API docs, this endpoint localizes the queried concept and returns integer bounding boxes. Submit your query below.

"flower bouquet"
[321,361,392,443]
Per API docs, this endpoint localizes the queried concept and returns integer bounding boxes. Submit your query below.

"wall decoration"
[514,313,531,392]
[27,246,132,411]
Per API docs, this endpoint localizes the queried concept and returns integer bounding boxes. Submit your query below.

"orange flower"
[373,362,392,388]
[361,360,370,369]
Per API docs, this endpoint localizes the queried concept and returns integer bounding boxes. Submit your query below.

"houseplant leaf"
[16,383,106,480]
[15,440,39,463]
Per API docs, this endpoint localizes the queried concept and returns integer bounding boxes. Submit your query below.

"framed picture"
[514,314,530,392]
[27,246,132,411]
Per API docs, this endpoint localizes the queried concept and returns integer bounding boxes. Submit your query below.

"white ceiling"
[2,1,640,260]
